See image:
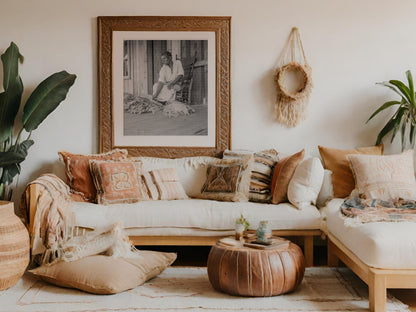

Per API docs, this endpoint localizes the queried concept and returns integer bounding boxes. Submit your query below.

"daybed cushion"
[71,199,322,232]
[323,198,416,269]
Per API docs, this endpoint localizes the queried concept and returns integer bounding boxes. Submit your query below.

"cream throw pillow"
[316,169,334,208]
[287,157,324,209]
[29,251,177,294]
[348,150,416,200]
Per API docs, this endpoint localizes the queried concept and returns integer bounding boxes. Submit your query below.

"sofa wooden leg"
[304,236,313,267]
[368,270,386,312]
[327,239,339,267]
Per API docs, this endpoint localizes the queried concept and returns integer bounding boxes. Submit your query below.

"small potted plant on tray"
[235,214,250,240]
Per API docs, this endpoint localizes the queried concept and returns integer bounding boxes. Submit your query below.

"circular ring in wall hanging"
[274,62,312,101]
[274,27,313,127]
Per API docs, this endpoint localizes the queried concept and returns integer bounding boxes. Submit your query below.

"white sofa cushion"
[323,198,416,269]
[137,156,217,197]
[287,157,324,209]
[72,199,322,232]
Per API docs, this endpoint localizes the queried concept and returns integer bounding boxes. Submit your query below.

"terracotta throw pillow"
[348,150,416,200]
[318,145,383,198]
[141,168,188,200]
[89,159,149,204]
[271,149,305,204]
[199,156,253,202]
[58,149,128,202]
[29,251,177,294]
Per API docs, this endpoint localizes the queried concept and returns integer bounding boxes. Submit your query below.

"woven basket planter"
[0,201,29,290]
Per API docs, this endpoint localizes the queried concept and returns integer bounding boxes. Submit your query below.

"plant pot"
[0,201,30,290]
[235,223,245,240]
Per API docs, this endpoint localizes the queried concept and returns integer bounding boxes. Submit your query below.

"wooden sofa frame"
[26,183,320,267]
[327,232,416,312]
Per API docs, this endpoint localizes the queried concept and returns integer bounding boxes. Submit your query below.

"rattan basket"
[0,201,29,290]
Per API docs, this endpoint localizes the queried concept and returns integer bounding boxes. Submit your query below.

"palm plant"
[367,70,416,151]
[0,42,76,200]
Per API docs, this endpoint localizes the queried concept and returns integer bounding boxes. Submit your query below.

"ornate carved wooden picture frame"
[98,16,231,158]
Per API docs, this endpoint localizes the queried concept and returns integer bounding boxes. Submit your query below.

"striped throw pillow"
[223,149,279,203]
[142,168,188,200]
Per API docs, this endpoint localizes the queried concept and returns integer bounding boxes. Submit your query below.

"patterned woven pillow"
[141,168,188,200]
[199,155,253,202]
[89,159,149,204]
[347,150,416,200]
[223,149,279,203]
[58,149,128,202]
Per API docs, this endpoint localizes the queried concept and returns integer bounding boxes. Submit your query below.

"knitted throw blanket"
[341,196,416,226]
[20,174,75,265]
[20,174,140,266]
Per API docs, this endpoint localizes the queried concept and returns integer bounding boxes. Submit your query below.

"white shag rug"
[0,267,409,312]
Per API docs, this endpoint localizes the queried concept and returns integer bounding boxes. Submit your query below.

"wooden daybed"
[324,198,416,312]
[328,233,416,312]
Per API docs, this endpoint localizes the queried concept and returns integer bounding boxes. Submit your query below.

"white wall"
[0,0,414,204]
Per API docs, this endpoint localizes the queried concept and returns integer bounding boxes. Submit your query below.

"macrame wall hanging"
[274,27,313,127]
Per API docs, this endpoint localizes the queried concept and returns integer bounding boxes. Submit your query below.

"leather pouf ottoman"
[207,239,305,296]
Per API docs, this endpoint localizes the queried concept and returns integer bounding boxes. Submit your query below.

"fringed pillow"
[199,155,254,202]
[223,149,279,203]
[58,149,128,202]
[89,159,149,205]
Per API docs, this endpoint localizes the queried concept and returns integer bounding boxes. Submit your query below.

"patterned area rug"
[0,267,409,312]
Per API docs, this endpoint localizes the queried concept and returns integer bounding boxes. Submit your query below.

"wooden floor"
[140,245,416,310]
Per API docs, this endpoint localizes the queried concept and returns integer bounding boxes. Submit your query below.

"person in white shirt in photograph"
[152,51,184,103]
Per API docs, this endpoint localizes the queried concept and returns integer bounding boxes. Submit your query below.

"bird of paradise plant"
[0,42,76,200]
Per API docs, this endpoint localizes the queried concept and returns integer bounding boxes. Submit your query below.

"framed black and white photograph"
[98,16,231,158]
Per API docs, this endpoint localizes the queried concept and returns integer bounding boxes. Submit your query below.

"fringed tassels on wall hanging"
[274,27,313,127]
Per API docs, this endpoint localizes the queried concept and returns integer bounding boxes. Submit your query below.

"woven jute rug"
[0,267,409,312]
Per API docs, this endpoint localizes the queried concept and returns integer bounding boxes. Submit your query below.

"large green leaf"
[366,100,401,123]
[389,79,412,104]
[1,42,23,90]
[0,43,24,143]
[390,108,406,143]
[0,139,33,185]
[377,82,405,100]
[406,70,415,108]
[22,71,76,132]
[0,163,20,184]
[376,116,396,145]
[0,139,34,167]
[401,119,407,151]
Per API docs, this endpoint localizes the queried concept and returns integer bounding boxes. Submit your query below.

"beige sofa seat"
[72,199,322,234]
[323,198,416,269]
